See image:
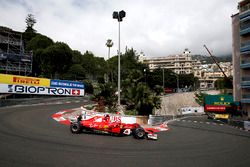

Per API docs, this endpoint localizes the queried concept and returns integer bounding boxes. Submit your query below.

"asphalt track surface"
[0,102,250,167]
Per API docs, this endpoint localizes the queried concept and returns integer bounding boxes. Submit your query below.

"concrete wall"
[156,92,200,116]
[156,90,220,116]
[232,13,241,102]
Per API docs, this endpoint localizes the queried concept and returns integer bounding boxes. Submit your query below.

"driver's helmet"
[77,114,82,121]
[104,114,110,121]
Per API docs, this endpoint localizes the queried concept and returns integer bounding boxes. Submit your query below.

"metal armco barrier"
[136,116,148,125]
[148,115,173,125]
[244,121,250,131]
[0,98,27,106]
[228,119,244,129]
[0,97,84,107]
[228,120,250,131]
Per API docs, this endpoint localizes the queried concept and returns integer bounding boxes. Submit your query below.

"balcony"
[241,76,250,88]
[240,27,250,36]
[241,94,250,103]
[240,50,250,55]
[240,60,250,69]
[241,41,250,53]
[240,17,250,36]
[240,15,250,23]
[240,10,250,20]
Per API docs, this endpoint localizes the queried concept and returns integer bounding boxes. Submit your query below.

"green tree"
[32,49,44,77]
[0,26,12,31]
[26,34,54,76]
[40,42,73,78]
[23,14,37,45]
[65,64,85,80]
[153,85,164,96]
[105,39,114,82]
[81,51,107,81]
[26,34,53,51]
[26,14,36,29]
[94,57,107,81]
[121,48,146,78]
[122,70,161,115]
[107,48,147,83]
[93,82,117,112]
[178,73,197,89]
[147,68,177,89]
[103,49,162,115]
[107,56,118,83]
[83,79,94,94]
[106,39,113,59]
[194,91,207,106]
[132,83,160,115]
[215,77,233,90]
[72,50,83,64]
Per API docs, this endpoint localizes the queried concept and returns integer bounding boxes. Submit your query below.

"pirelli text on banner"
[0,74,50,87]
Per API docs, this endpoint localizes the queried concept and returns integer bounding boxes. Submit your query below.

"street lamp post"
[144,69,147,83]
[171,72,179,93]
[162,68,165,90]
[176,73,179,93]
[113,10,126,106]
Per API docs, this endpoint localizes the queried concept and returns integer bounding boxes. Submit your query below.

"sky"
[0,0,238,59]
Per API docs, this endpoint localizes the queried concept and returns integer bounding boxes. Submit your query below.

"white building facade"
[143,49,196,74]
[142,49,233,90]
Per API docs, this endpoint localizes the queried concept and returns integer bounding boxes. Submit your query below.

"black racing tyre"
[132,128,145,139]
[70,122,82,134]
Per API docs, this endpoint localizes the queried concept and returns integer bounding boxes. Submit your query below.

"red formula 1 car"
[70,114,157,140]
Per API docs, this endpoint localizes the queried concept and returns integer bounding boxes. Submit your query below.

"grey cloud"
[0,0,238,58]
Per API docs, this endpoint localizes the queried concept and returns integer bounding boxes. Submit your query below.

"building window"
[240,3,250,13]
[240,21,250,30]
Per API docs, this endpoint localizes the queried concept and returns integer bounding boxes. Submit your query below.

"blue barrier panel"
[50,79,84,89]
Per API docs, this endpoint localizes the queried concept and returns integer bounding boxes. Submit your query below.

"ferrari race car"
[70,114,158,140]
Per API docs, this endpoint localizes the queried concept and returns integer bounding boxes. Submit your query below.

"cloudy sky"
[0,0,238,59]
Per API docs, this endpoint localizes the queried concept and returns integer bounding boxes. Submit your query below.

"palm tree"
[123,70,161,115]
[106,39,113,59]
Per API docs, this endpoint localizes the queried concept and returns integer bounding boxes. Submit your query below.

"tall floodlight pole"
[113,10,126,106]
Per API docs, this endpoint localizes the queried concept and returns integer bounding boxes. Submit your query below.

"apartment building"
[143,49,196,74]
[232,0,250,118]
[142,49,232,89]
[196,62,233,90]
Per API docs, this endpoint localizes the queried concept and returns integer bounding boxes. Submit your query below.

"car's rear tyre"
[133,128,145,139]
[70,122,82,134]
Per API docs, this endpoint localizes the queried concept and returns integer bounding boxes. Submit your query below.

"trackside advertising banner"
[0,74,85,96]
[50,79,84,89]
[0,74,50,86]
